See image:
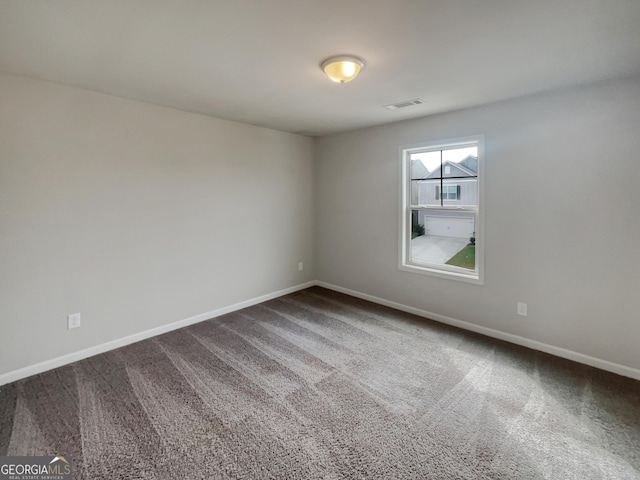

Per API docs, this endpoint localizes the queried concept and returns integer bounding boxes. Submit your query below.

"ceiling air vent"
[384,98,424,111]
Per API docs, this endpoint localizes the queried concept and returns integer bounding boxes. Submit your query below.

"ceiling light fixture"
[321,55,365,84]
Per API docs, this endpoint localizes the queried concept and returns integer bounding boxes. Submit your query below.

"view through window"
[401,136,483,283]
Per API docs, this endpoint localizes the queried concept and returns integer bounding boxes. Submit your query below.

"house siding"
[417,179,478,206]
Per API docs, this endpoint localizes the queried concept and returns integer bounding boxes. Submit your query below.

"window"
[436,185,460,201]
[400,135,484,284]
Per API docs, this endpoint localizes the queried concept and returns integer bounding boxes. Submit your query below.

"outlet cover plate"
[517,302,528,317]
[68,313,81,329]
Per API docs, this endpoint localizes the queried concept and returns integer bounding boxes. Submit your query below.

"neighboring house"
[414,155,478,239]
[418,155,478,206]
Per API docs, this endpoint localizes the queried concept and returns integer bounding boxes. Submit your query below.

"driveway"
[410,235,469,264]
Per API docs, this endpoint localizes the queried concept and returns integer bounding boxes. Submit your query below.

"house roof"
[458,155,478,173]
[425,156,477,179]
[411,160,429,180]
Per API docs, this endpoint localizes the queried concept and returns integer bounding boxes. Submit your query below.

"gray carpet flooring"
[1,286,639,479]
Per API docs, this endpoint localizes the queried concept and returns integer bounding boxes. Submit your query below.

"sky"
[411,146,477,172]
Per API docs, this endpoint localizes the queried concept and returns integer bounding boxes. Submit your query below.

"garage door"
[425,216,474,238]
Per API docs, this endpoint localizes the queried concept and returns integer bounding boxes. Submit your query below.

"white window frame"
[399,135,484,284]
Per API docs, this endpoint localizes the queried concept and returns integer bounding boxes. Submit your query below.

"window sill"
[399,262,484,285]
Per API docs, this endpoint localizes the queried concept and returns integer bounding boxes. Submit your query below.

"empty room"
[1,1,639,479]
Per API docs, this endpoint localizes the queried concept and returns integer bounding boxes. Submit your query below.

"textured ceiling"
[1,0,639,136]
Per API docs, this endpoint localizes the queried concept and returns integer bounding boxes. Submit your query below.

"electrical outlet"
[298,262,303,271]
[517,302,528,317]
[68,312,81,329]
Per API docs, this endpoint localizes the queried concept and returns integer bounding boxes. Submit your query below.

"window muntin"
[400,136,484,284]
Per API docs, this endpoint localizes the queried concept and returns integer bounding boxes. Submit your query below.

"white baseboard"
[0,281,316,386]
[316,281,640,381]
[3,279,638,386]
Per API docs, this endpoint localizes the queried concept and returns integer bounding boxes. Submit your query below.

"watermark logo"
[0,455,72,480]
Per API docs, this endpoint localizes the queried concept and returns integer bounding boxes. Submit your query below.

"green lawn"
[445,245,475,269]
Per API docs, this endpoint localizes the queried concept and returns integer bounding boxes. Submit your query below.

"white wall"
[3,71,639,381]
[315,75,640,372]
[0,73,314,377]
